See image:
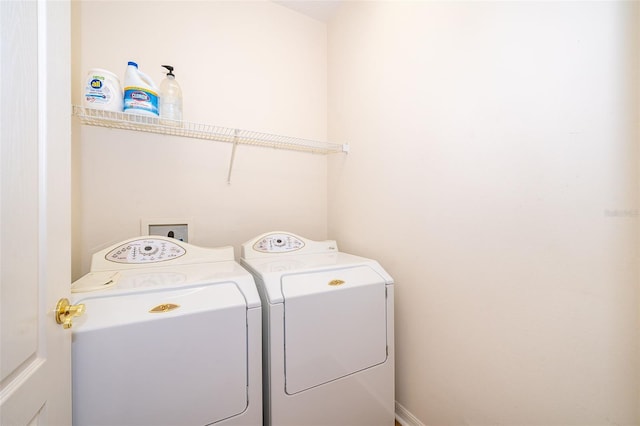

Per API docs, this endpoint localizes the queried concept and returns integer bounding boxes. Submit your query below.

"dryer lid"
[281,266,388,394]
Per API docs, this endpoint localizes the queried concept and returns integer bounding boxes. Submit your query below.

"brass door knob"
[55,298,85,329]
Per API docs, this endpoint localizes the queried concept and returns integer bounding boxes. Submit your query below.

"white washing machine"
[240,232,395,426]
[70,236,262,426]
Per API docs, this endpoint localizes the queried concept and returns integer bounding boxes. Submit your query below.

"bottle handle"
[136,70,158,91]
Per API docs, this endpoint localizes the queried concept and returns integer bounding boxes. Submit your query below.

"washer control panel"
[105,238,186,264]
[253,233,305,253]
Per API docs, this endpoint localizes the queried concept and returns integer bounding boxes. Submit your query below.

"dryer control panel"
[241,232,338,259]
[253,233,305,253]
[105,238,186,264]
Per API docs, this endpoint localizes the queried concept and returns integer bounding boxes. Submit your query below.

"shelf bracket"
[227,129,240,184]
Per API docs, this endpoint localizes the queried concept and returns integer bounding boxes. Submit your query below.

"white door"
[1,0,72,425]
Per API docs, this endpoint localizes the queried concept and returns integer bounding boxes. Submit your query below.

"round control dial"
[105,238,186,264]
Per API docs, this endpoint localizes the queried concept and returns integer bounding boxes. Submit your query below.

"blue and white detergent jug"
[123,61,159,116]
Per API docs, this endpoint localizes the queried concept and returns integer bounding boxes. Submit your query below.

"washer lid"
[73,281,247,330]
[281,266,388,394]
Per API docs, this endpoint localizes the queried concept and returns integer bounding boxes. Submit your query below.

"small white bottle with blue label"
[123,61,159,117]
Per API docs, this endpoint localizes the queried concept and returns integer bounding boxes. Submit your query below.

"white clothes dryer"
[240,232,395,426]
[71,236,261,426]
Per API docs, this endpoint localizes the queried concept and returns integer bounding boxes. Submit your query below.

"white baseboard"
[395,401,426,426]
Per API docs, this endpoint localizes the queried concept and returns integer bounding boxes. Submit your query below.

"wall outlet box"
[141,219,192,242]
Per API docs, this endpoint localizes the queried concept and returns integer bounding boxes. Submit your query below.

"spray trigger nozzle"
[162,65,175,76]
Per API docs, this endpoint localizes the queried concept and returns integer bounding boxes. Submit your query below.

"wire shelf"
[72,105,349,155]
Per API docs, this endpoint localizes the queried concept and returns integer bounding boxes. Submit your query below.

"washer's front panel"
[281,267,387,394]
[73,283,248,426]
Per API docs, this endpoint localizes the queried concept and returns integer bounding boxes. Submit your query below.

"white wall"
[71,0,328,278]
[328,1,639,425]
[72,0,640,423]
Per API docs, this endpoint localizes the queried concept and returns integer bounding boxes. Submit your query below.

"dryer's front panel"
[72,282,248,426]
[281,266,388,394]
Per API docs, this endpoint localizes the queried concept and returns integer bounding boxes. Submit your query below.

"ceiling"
[273,1,344,22]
